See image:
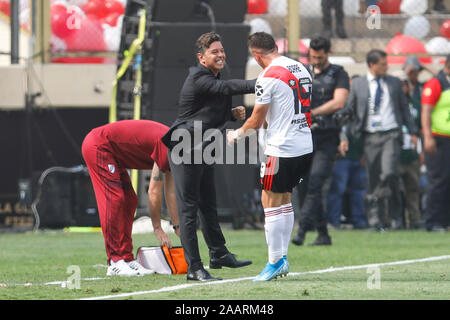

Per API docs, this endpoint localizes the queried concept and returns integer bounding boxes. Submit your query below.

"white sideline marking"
[45,277,108,286]
[80,254,450,300]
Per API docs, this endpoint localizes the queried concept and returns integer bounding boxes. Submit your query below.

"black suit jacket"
[162,64,256,149]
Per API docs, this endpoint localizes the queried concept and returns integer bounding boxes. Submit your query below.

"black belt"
[364,128,400,135]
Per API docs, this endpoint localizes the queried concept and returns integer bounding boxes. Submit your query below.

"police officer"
[292,36,350,246]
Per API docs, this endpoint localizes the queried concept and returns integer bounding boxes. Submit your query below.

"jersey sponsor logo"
[290,118,309,129]
[286,64,302,74]
[423,87,432,96]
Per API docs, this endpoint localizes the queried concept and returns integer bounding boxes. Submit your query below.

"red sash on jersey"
[264,66,312,127]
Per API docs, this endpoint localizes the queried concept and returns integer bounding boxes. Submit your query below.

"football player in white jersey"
[227,32,313,281]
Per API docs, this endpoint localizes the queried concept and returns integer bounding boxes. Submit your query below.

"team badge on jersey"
[108,164,116,174]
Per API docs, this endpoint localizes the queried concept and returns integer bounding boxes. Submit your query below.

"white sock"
[264,206,284,264]
[281,203,294,258]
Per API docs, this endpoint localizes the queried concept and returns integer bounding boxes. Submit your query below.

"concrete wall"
[0,63,116,109]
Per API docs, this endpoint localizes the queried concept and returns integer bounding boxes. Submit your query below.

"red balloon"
[82,0,108,19]
[386,33,432,65]
[51,4,75,39]
[386,33,426,54]
[101,12,122,26]
[0,0,11,16]
[440,19,450,39]
[377,0,401,14]
[247,0,268,14]
[105,0,125,15]
[64,18,107,52]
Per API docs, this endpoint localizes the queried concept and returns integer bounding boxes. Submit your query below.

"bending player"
[82,120,180,277]
[227,32,313,281]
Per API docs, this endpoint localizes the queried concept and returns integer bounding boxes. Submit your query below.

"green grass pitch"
[0,227,449,300]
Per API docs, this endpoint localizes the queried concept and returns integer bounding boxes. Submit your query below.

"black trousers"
[297,130,339,234]
[168,149,228,271]
[424,136,450,229]
[321,0,344,28]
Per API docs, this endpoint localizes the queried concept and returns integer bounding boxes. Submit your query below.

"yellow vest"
[432,88,450,137]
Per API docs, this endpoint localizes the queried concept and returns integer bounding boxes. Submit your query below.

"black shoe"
[369,226,388,232]
[309,234,332,246]
[322,28,333,39]
[187,267,222,282]
[336,25,347,39]
[291,230,306,246]
[209,252,252,269]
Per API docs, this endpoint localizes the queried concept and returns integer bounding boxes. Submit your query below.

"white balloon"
[425,37,450,55]
[103,24,122,52]
[400,0,428,16]
[403,16,430,40]
[116,15,124,30]
[249,18,273,35]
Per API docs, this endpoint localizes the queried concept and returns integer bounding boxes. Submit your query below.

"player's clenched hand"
[231,106,246,120]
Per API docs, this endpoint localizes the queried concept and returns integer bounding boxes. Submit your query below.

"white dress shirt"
[365,72,399,133]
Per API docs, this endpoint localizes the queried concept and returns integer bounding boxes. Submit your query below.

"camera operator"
[292,36,350,246]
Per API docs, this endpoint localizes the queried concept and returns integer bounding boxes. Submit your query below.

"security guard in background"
[292,36,350,246]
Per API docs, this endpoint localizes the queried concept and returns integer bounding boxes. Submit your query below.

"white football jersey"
[255,56,313,157]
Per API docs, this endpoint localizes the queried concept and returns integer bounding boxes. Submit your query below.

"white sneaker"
[107,259,140,277]
[127,260,155,276]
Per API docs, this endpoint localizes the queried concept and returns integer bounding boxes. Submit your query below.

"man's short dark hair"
[309,36,331,53]
[248,32,277,53]
[366,49,387,66]
[196,32,221,54]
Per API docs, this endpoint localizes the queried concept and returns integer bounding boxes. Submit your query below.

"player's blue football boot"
[253,258,285,282]
[280,255,289,277]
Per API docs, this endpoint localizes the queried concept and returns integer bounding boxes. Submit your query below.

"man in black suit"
[345,49,419,230]
[162,32,254,281]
